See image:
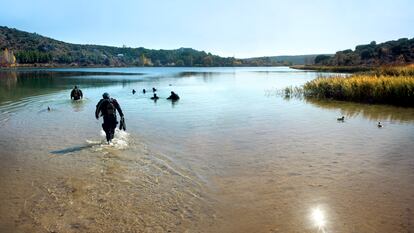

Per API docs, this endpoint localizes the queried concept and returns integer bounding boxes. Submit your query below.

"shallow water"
[0,67,413,233]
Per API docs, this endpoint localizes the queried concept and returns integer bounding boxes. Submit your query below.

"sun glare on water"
[311,206,327,232]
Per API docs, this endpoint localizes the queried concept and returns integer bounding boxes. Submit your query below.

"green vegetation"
[314,38,414,66]
[243,54,326,66]
[290,38,414,106]
[303,65,414,106]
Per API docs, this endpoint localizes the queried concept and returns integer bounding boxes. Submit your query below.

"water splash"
[95,129,130,150]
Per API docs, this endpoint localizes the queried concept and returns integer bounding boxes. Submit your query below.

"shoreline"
[0,63,289,70]
[290,65,374,73]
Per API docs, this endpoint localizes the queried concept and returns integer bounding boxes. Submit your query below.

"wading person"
[95,93,124,143]
[167,91,180,101]
[70,85,83,100]
[150,93,159,100]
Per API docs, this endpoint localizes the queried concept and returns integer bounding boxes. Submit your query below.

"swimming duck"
[377,122,383,128]
[337,116,345,121]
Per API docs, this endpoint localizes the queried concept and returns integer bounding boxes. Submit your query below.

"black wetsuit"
[71,88,83,100]
[167,92,180,101]
[95,98,124,142]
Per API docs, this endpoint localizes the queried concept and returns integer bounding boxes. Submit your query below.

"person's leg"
[107,117,118,142]
[102,123,111,143]
[109,126,115,140]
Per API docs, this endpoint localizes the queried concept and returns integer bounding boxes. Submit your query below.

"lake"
[0,67,413,233]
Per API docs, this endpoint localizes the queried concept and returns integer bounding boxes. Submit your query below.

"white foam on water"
[86,139,102,144]
[110,129,130,150]
[90,129,130,151]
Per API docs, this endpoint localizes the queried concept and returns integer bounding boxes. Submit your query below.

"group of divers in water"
[132,87,180,101]
[58,86,383,143]
[65,85,180,143]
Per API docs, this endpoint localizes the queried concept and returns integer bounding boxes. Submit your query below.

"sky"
[1,0,413,58]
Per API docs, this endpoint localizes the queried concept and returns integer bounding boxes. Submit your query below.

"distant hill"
[241,54,329,66]
[314,38,414,66]
[5,26,409,68]
[0,26,244,67]
[0,26,308,68]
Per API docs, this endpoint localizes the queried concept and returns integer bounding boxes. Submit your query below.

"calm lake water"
[0,67,413,233]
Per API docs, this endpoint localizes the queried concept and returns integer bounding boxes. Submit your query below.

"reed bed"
[373,64,414,76]
[303,65,414,106]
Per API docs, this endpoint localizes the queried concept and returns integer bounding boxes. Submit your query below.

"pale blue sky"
[1,0,413,58]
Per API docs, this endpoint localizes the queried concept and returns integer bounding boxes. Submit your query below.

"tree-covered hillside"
[0,26,244,67]
[243,54,328,66]
[314,38,414,66]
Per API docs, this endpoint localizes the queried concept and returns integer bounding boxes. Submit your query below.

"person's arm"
[95,99,103,119]
[70,90,74,99]
[80,90,83,99]
[113,99,124,117]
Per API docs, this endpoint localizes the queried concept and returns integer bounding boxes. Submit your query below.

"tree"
[0,48,16,67]
[314,55,331,65]
[203,56,213,66]
[176,60,184,66]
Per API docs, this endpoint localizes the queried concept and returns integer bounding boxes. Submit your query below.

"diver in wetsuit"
[95,93,124,143]
[70,86,83,100]
[167,91,180,101]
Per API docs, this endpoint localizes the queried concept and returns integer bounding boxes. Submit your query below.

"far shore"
[0,63,290,70]
[290,65,374,73]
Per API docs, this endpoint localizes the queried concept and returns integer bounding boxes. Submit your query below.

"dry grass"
[373,64,414,76]
[303,65,414,106]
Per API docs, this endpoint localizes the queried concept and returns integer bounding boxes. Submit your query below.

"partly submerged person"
[95,93,124,143]
[150,93,159,100]
[143,89,146,94]
[152,87,157,92]
[132,89,136,94]
[70,85,83,100]
[167,91,180,101]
